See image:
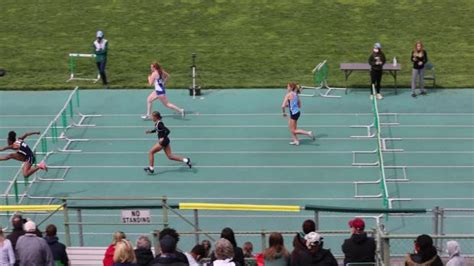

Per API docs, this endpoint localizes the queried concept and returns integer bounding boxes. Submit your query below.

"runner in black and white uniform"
[144,111,192,174]
[141,62,185,120]
[0,131,47,177]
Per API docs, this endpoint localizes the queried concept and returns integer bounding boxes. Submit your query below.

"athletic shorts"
[290,112,301,121]
[17,152,36,165]
[159,137,170,147]
[155,90,166,96]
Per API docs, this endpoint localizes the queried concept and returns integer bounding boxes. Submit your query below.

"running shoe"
[420,91,427,95]
[143,167,154,174]
[412,93,417,98]
[289,141,300,146]
[308,131,316,141]
[37,161,48,172]
[376,93,383,100]
[180,109,185,118]
[185,158,192,168]
[141,115,151,120]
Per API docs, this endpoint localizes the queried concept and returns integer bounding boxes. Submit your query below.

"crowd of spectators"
[0,215,467,266]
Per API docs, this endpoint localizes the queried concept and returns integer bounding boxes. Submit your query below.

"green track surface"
[0,0,473,89]
[0,88,473,254]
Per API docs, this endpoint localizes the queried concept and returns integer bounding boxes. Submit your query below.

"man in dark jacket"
[342,218,376,265]
[44,224,69,266]
[291,232,338,266]
[150,235,188,266]
[135,235,154,266]
[405,234,443,266]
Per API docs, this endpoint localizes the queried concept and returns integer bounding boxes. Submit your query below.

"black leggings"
[370,70,382,94]
[96,60,108,85]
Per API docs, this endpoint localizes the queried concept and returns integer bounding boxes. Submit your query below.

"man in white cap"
[93,30,108,85]
[15,221,54,266]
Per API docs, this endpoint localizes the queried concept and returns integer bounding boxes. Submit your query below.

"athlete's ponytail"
[152,62,164,78]
[288,82,301,94]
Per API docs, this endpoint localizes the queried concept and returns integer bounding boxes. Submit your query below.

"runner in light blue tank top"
[288,91,300,115]
[281,83,315,146]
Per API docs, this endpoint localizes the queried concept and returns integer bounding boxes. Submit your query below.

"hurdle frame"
[300,60,346,98]
[66,53,100,83]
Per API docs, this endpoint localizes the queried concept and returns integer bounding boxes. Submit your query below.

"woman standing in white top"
[0,229,15,266]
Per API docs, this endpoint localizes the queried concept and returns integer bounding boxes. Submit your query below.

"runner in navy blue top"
[0,131,48,177]
[144,111,192,174]
[281,83,315,146]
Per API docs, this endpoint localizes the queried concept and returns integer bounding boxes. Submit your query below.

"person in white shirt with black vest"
[93,30,108,85]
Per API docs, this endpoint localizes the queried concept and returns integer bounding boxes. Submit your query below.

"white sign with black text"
[121,210,151,224]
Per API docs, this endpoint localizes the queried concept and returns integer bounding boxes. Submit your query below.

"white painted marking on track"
[3,124,474,129]
[2,165,472,169]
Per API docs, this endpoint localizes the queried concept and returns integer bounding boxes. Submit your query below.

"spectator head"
[160,235,177,254]
[215,238,234,260]
[304,232,323,252]
[220,227,237,247]
[302,220,316,234]
[112,231,126,245]
[243,241,253,257]
[348,218,365,233]
[201,239,212,257]
[45,224,57,237]
[414,41,424,52]
[136,235,151,250]
[23,221,36,233]
[373,42,382,52]
[0,228,4,241]
[264,232,289,260]
[413,234,439,262]
[446,240,461,257]
[159,228,180,243]
[113,239,136,263]
[96,31,104,39]
[190,244,206,261]
[11,215,25,230]
[414,234,433,252]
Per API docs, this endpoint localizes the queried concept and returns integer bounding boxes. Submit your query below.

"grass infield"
[0,0,472,90]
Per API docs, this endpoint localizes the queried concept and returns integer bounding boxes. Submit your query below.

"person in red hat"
[341,218,376,265]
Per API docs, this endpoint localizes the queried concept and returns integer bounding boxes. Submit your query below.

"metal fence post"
[194,209,200,245]
[314,210,320,231]
[260,230,266,252]
[382,236,390,265]
[162,196,169,229]
[62,199,71,246]
[153,230,161,256]
[432,206,439,249]
[77,209,84,246]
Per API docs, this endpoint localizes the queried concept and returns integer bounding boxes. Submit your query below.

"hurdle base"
[189,88,202,96]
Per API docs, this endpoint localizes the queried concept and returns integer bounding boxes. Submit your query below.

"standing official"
[93,30,108,85]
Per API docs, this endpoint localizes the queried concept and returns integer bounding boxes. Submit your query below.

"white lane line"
[23,137,474,141]
[22,180,474,184]
[1,112,473,117]
[1,165,473,169]
[2,124,474,129]
[13,151,472,155]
